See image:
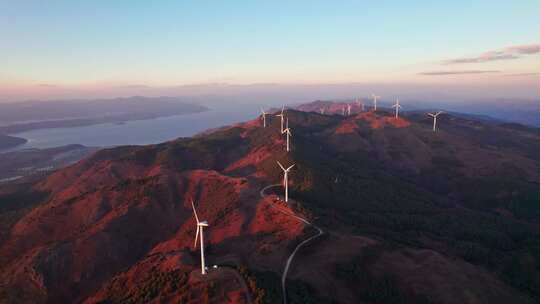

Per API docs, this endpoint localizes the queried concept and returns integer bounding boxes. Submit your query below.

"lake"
[4,102,270,151]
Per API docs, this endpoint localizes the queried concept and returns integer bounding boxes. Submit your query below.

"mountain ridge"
[1,103,540,303]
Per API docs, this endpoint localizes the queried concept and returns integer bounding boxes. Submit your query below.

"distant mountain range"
[1,101,540,303]
[403,98,540,127]
[293,97,540,127]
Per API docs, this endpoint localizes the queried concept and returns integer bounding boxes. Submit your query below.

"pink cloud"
[419,70,500,76]
[444,43,540,64]
[507,44,540,54]
[503,72,539,77]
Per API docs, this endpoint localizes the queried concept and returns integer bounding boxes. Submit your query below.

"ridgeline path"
[260,184,324,304]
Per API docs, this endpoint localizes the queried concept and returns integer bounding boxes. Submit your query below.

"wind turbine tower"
[277,161,295,202]
[282,118,292,152]
[347,104,351,116]
[371,94,380,111]
[356,98,364,112]
[260,108,267,127]
[428,111,444,132]
[276,106,285,133]
[191,200,209,275]
[392,98,402,119]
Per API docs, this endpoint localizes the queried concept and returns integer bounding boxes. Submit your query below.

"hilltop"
[1,102,540,303]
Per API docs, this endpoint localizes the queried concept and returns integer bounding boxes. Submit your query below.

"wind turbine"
[371,93,380,111]
[347,104,352,116]
[277,161,295,202]
[392,98,402,119]
[359,100,365,112]
[260,108,267,127]
[356,98,363,112]
[276,106,285,132]
[282,118,292,152]
[191,200,209,275]
[428,111,444,132]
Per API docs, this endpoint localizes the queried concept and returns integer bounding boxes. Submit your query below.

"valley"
[0,145,99,183]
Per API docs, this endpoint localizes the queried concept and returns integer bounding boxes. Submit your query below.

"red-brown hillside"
[2,103,540,303]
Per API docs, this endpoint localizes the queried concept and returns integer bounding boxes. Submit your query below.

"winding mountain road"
[260,184,324,304]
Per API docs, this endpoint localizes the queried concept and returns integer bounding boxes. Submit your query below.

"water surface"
[6,103,265,151]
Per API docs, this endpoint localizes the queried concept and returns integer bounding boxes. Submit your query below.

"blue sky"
[0,1,539,98]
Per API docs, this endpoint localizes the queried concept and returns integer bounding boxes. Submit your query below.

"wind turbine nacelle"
[198,221,209,227]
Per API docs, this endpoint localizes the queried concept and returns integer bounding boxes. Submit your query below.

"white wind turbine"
[356,98,364,111]
[260,108,267,127]
[282,118,292,152]
[347,104,352,116]
[392,98,402,119]
[277,161,295,202]
[428,111,444,132]
[342,106,346,116]
[191,200,209,275]
[371,93,380,111]
[261,108,268,128]
[276,106,285,132]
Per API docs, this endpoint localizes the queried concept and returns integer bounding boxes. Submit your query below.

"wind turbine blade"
[287,164,295,171]
[191,200,199,224]
[277,161,286,171]
[194,226,199,248]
